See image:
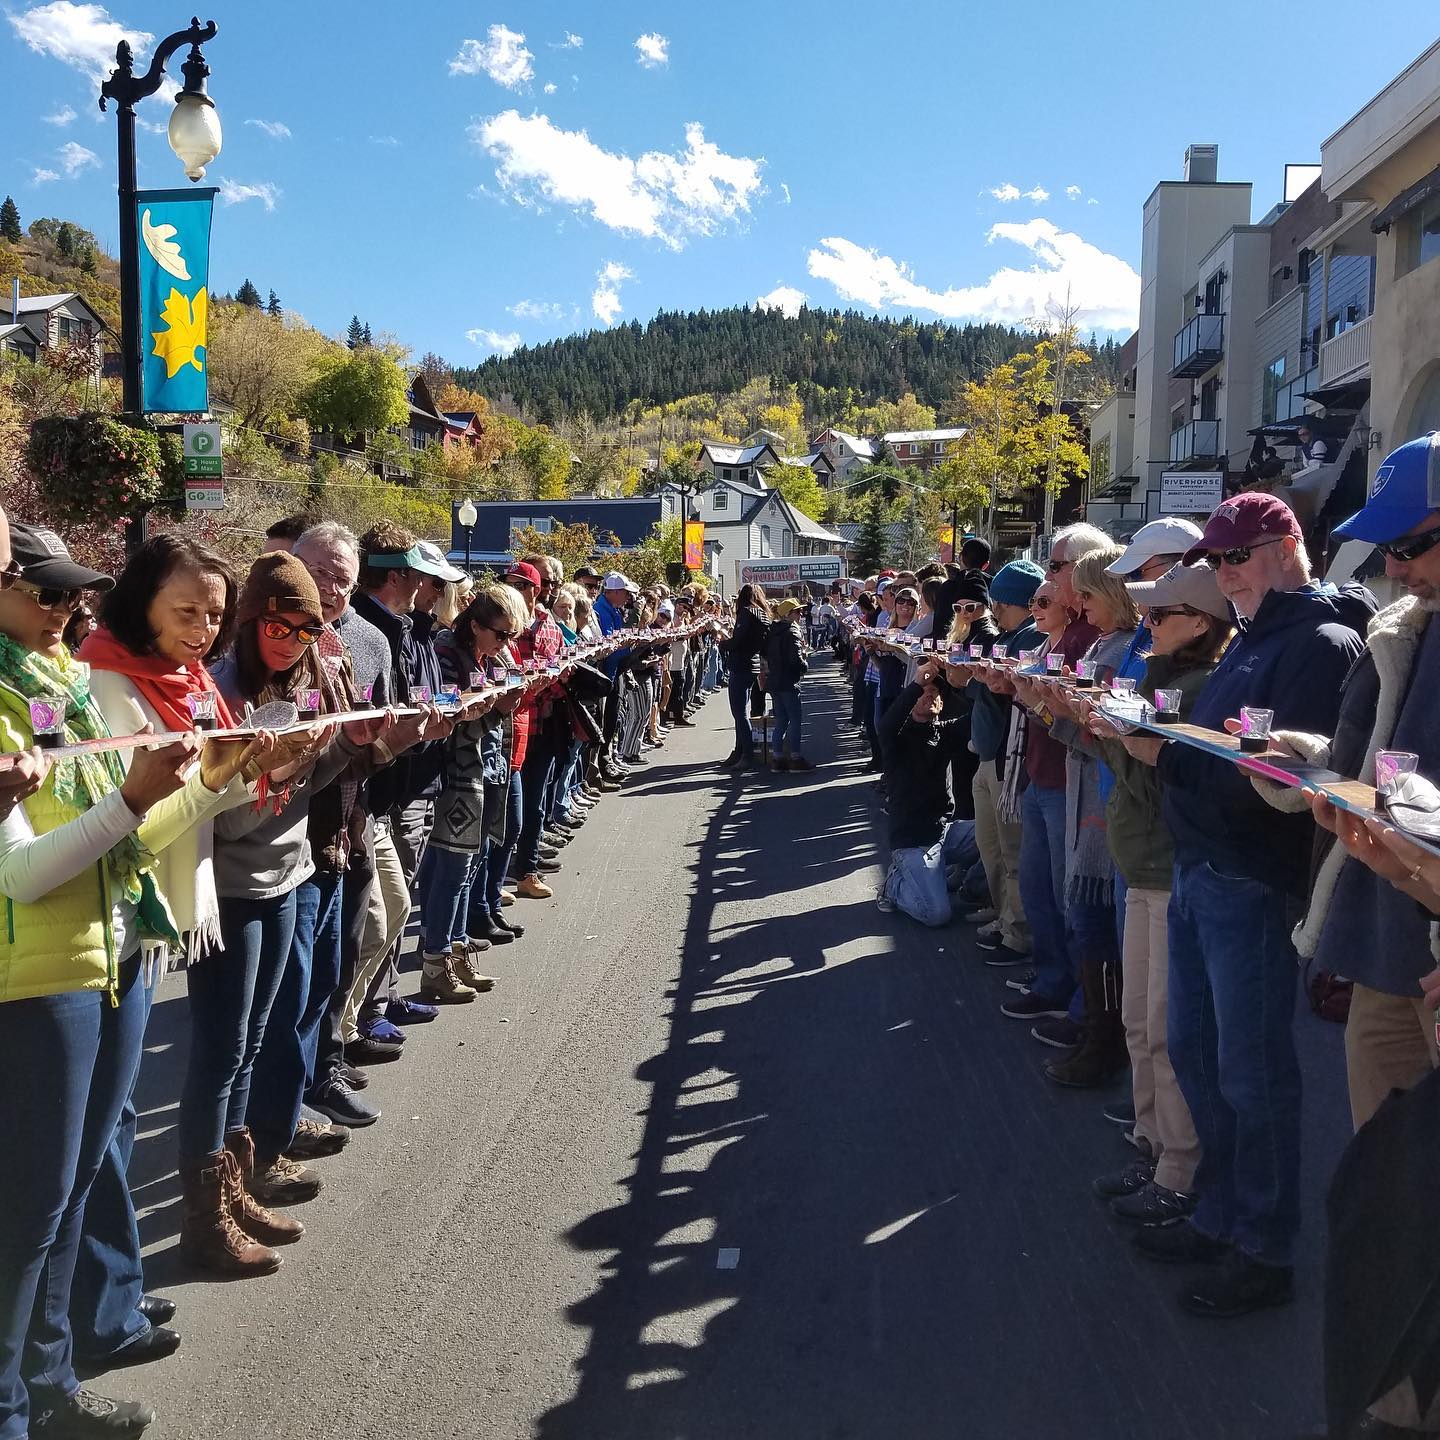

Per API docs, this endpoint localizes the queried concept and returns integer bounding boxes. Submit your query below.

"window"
[409,427,429,451]
[1170,407,1187,435]
[722,467,733,481]
[1400,195,1440,275]
[1199,376,1221,422]
[531,517,552,534]
[934,441,945,455]
[1262,356,1286,424]
[1203,270,1224,315]
[760,525,771,556]
[55,314,89,344]
[782,529,793,557]
[712,488,728,511]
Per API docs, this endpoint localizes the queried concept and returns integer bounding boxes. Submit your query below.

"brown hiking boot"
[1044,959,1129,1089]
[250,1150,323,1205]
[419,952,478,1003]
[222,1130,305,1245]
[179,1153,283,1277]
[516,873,553,900]
[451,942,496,993]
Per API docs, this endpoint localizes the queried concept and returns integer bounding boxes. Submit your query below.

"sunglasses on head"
[16,579,84,611]
[1377,525,1440,564]
[1147,605,1201,624]
[1214,538,1283,567]
[261,617,322,645]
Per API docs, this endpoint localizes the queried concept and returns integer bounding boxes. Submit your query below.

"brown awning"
[1371,162,1440,234]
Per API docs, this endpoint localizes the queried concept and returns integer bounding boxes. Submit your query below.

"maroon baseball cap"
[504,561,543,588]
[1182,492,1304,565]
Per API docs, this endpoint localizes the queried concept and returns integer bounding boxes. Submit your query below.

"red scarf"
[77,626,236,733]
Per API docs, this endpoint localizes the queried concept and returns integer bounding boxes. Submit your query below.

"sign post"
[183,421,223,510]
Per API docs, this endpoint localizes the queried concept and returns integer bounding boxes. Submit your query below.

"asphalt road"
[102,660,1345,1440]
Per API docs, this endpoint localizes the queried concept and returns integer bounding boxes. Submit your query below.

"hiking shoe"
[517,874,553,899]
[419,954,477,1004]
[1092,1157,1155,1198]
[30,1388,154,1437]
[451,945,496,993]
[1110,1182,1196,1228]
[1005,969,1038,992]
[286,1117,350,1158]
[1103,1099,1137,1128]
[343,1037,402,1067]
[1180,1251,1293,1318]
[310,1076,379,1128]
[1000,991,1069,1021]
[597,778,622,792]
[1031,1016,1083,1049]
[500,890,517,906]
[962,907,998,926]
[538,843,560,861]
[251,1152,322,1206]
[386,997,439,1025]
[1133,1222,1230,1267]
[541,829,570,847]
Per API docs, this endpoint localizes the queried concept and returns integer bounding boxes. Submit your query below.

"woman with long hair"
[722,584,770,770]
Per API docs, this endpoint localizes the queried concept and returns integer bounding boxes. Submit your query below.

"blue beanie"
[988,559,1045,607]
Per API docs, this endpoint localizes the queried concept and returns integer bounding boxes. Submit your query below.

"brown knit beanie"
[237,552,324,627]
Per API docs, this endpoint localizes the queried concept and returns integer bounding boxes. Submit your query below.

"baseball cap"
[657,599,675,619]
[574,565,602,581]
[505,561,543,589]
[876,577,894,594]
[1333,432,1440,544]
[602,570,637,594]
[9,524,114,592]
[1107,517,1204,575]
[1125,560,1230,621]
[1182,492,1304,565]
[413,540,466,583]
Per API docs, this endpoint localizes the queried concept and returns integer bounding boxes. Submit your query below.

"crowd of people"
[835,435,1440,1435]
[0,506,732,1440]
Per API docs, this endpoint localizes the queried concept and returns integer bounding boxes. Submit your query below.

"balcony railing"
[1169,419,1222,464]
[1271,366,1318,424]
[1320,315,1372,386]
[1171,313,1225,378]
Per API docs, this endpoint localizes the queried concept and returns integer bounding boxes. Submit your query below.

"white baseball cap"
[602,570,636,594]
[413,540,467,583]
[1106,517,1205,576]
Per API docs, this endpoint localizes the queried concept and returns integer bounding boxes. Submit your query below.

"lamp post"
[458,498,478,575]
[100,18,222,418]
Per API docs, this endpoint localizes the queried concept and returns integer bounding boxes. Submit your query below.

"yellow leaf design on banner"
[151,286,208,377]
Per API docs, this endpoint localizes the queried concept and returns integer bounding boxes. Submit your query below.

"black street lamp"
[100,17,222,417]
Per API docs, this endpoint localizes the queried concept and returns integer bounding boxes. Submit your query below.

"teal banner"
[135,186,216,414]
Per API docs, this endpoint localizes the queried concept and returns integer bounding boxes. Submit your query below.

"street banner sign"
[136,186,217,414]
[684,519,705,570]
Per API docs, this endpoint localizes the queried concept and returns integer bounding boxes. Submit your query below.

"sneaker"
[30,1388,154,1437]
[517,874,554,900]
[1030,1016,1083,1049]
[335,1062,369,1090]
[975,920,1003,939]
[361,1017,406,1045]
[1179,1251,1294,1318]
[542,829,570,847]
[1110,1182,1196,1228]
[962,907,998,926]
[386,997,439,1025]
[1103,1099,1137,1128]
[1132,1221,1230,1267]
[1000,991,1069,1021]
[875,893,896,914]
[286,1117,350,1158]
[1092,1157,1155,1198]
[1005,970,1038,992]
[597,778,622,793]
[343,1036,402,1067]
[251,1152,322,1205]
[310,1076,380,1128]
[980,939,1030,966]
[419,954,477,1004]
[536,857,562,874]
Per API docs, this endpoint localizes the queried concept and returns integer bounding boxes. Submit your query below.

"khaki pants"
[1344,981,1440,1131]
[971,760,1028,950]
[342,825,411,1042]
[1121,885,1200,1194]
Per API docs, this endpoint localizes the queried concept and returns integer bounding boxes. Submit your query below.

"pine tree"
[360,322,373,347]
[56,221,76,259]
[80,244,97,274]
[266,289,281,316]
[346,315,364,349]
[236,278,263,307]
[851,491,891,577]
[0,196,20,243]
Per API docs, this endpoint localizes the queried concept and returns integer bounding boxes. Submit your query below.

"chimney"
[1184,145,1219,183]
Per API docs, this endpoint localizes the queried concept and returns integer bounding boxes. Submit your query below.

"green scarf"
[0,632,168,931]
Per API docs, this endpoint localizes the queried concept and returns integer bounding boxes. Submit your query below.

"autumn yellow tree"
[761,461,825,520]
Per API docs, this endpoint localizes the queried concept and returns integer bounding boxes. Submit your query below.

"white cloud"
[1087,196,1100,205]
[43,104,76,126]
[507,299,565,320]
[543,81,557,94]
[31,168,59,185]
[135,115,166,134]
[1065,184,1082,200]
[9,1,149,80]
[466,327,521,355]
[58,140,98,175]
[592,260,633,325]
[988,182,1049,204]
[245,118,291,140]
[557,30,582,48]
[1023,186,1049,203]
[369,134,400,147]
[218,178,279,211]
[756,285,806,318]
[471,111,763,249]
[634,32,668,67]
[450,25,534,89]
[780,182,791,205]
[806,220,1140,331]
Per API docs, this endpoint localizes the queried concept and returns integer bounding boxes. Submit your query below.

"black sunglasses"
[481,621,517,643]
[16,579,84,611]
[1214,538,1283,567]
[1031,596,1054,609]
[1377,525,1440,564]
[1147,605,1202,624]
[1047,558,1071,573]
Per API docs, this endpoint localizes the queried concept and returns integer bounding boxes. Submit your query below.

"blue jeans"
[770,689,803,756]
[551,739,582,821]
[422,846,480,952]
[882,821,976,927]
[1167,861,1302,1266]
[1019,784,1074,1006]
[470,772,522,926]
[69,959,159,1361]
[180,890,300,1162]
[727,672,755,758]
[517,731,559,879]
[0,956,150,1437]
[248,870,342,1156]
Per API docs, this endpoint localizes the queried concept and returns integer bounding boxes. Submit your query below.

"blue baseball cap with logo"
[1333,432,1440,544]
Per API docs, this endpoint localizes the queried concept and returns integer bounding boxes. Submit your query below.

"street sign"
[1159,469,1224,516]
[183,422,223,510]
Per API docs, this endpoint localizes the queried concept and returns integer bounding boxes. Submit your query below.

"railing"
[1171,313,1225,378]
[1271,366,1318,424]
[1320,315,1372,385]
[1169,419,1222,464]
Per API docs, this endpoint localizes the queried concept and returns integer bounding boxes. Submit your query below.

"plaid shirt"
[513,606,564,725]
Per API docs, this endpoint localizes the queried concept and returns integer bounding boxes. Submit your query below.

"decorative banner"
[136,187,216,414]
[684,519,705,570]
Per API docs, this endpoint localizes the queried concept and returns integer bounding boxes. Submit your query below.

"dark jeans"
[1167,860,1303,1266]
[249,870,342,1155]
[860,680,881,765]
[484,770,523,909]
[0,956,149,1437]
[516,731,559,879]
[70,959,158,1360]
[771,688,802,755]
[1019,783,1074,1006]
[316,854,373,1094]
[180,890,299,1162]
[727,671,756,758]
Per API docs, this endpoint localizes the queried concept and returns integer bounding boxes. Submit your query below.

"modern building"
[446,497,663,571]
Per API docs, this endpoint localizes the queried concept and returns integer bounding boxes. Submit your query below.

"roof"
[701,440,775,467]
[737,488,845,543]
[834,521,908,545]
[0,324,35,345]
[2,292,75,314]
[818,429,877,458]
[882,427,968,444]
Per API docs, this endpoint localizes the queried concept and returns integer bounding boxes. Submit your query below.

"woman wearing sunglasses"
[181,554,366,1278]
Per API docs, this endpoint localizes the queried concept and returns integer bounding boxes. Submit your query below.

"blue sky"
[5,1,1438,367]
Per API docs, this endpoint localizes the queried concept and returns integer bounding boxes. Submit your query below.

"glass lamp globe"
[168,92,222,181]
[458,500,479,527]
